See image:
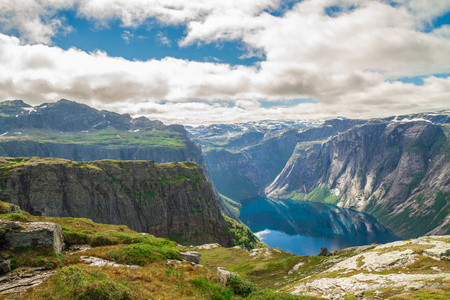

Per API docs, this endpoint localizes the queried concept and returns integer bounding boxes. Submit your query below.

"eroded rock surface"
[1,221,63,254]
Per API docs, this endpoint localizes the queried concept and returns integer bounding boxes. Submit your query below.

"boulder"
[217,267,232,285]
[179,251,201,264]
[317,247,329,256]
[0,257,11,275]
[1,222,64,254]
[423,241,450,261]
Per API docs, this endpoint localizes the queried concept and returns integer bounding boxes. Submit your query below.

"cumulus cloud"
[0,0,449,124]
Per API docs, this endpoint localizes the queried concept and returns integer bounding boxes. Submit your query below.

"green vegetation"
[1,128,187,150]
[220,194,242,219]
[32,266,134,300]
[368,192,450,239]
[224,215,267,250]
[305,185,340,205]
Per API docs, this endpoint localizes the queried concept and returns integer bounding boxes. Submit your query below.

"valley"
[189,112,450,241]
[0,99,449,299]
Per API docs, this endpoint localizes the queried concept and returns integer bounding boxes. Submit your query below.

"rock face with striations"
[266,121,450,239]
[0,157,232,245]
[0,99,232,216]
[0,220,64,254]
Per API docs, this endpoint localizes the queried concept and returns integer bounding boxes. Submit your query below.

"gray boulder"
[179,251,201,264]
[1,221,64,254]
[0,257,11,275]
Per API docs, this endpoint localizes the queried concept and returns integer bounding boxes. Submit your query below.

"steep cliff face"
[0,157,232,245]
[203,126,339,201]
[0,99,232,216]
[266,121,450,238]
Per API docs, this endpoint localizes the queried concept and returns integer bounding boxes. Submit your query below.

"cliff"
[0,99,233,217]
[266,121,450,239]
[202,126,339,201]
[0,157,232,245]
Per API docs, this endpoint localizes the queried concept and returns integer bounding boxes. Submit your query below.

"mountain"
[0,99,235,217]
[188,118,368,202]
[187,112,450,239]
[266,120,450,239]
[0,157,261,247]
[0,99,201,163]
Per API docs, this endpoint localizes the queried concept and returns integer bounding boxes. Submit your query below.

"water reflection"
[240,198,399,256]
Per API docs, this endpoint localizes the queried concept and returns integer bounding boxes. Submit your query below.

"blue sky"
[0,0,449,125]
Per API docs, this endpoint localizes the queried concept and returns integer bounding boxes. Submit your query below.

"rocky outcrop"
[266,121,450,239]
[217,267,238,285]
[0,157,232,245]
[287,236,450,299]
[203,125,339,201]
[0,220,64,254]
[0,257,11,275]
[179,251,201,264]
[0,99,228,217]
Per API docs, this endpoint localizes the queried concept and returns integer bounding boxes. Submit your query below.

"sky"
[0,0,449,125]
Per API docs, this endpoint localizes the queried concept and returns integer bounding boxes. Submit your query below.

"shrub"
[226,274,259,297]
[48,266,134,300]
[191,276,233,300]
[106,243,180,266]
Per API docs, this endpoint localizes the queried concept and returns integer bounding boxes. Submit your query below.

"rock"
[328,249,416,273]
[2,222,64,254]
[0,219,22,230]
[217,267,231,285]
[288,262,305,274]
[317,247,329,256]
[0,257,11,275]
[0,268,55,294]
[179,251,201,264]
[0,157,235,246]
[197,243,221,250]
[423,241,450,261]
[354,290,364,298]
[0,201,20,214]
[80,256,140,268]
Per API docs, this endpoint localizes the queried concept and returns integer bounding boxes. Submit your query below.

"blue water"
[240,198,398,256]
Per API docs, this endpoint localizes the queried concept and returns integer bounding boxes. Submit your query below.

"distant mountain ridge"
[0,99,235,216]
[188,111,450,239]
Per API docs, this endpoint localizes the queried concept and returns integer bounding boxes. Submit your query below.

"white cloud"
[0,0,449,124]
[156,32,172,47]
[0,0,74,44]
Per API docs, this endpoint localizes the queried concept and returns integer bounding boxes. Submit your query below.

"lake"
[239,198,399,256]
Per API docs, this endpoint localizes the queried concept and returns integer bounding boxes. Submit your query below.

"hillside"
[0,99,237,217]
[1,204,449,299]
[188,113,450,239]
[0,157,263,247]
[266,121,450,239]
[0,99,203,165]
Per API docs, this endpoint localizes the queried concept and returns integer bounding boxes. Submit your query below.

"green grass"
[305,185,340,205]
[85,243,181,266]
[1,129,187,150]
[220,194,242,220]
[33,266,134,300]
[223,215,267,250]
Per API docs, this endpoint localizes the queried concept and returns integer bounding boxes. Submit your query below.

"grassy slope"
[0,129,187,150]
[2,205,450,299]
[0,205,314,300]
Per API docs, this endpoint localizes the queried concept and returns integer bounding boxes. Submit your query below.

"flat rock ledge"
[1,220,64,254]
[291,273,450,299]
[179,251,201,264]
[0,267,55,294]
[80,256,141,268]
